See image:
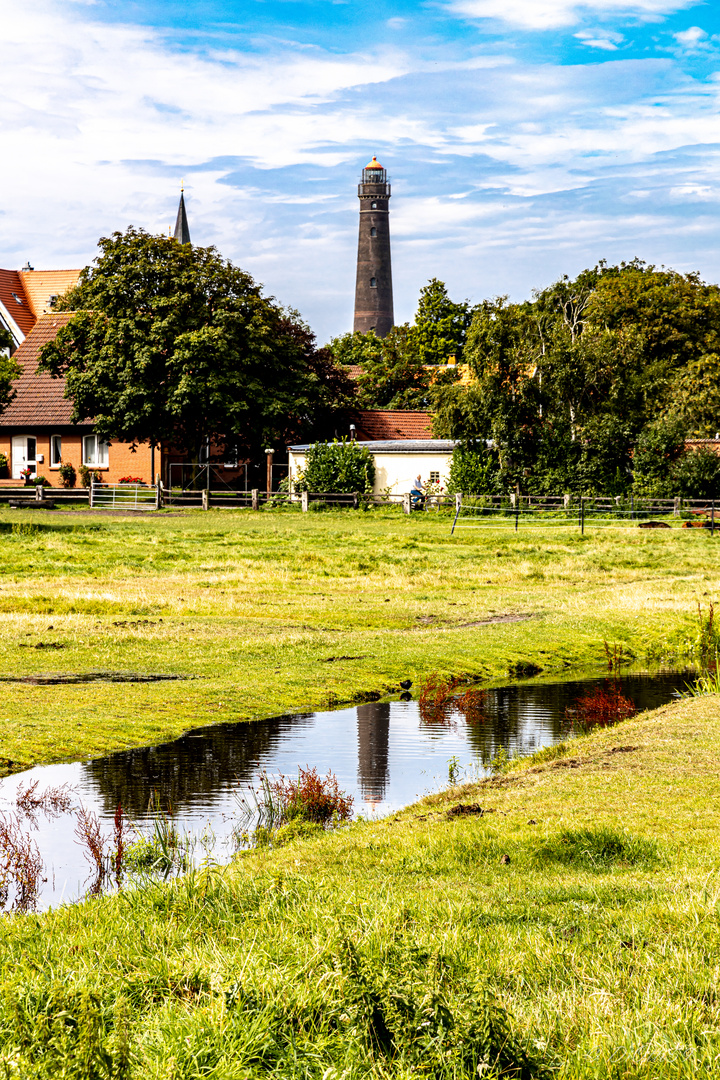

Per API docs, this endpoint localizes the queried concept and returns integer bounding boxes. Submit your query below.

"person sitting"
[410,474,425,509]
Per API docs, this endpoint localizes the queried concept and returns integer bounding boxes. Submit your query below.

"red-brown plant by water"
[455,689,489,725]
[569,682,637,729]
[16,780,73,818]
[418,673,461,724]
[269,767,353,825]
[0,816,43,911]
[75,805,108,893]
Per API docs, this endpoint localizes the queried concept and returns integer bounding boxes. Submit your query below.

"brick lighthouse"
[353,156,394,338]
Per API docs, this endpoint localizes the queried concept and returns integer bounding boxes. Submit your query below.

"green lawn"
[0,506,717,766]
[3,694,720,1077]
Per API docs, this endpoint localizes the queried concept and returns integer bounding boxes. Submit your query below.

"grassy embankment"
[0,507,717,766]
[1,694,720,1076]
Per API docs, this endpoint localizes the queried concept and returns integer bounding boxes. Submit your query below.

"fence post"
[580,497,585,535]
[265,448,274,504]
[155,477,163,510]
[674,496,680,517]
[251,488,259,511]
[509,492,516,509]
[301,491,309,513]
[451,493,462,536]
[89,478,94,509]
[35,484,43,503]
[202,489,209,512]
[403,493,411,515]
[353,492,359,510]
[712,501,715,536]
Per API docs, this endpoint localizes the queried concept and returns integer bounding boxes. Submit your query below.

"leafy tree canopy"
[433,260,720,495]
[0,323,20,416]
[412,278,475,366]
[328,279,471,411]
[40,228,349,458]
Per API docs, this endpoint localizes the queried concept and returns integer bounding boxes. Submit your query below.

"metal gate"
[90,484,158,510]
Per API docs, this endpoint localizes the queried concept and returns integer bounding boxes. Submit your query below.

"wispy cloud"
[2,0,720,341]
[575,28,625,49]
[447,0,698,31]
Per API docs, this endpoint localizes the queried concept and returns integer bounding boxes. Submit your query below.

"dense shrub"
[58,462,76,488]
[446,443,497,495]
[672,446,720,499]
[294,440,375,494]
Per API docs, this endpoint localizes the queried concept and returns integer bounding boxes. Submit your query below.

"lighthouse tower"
[353,156,394,338]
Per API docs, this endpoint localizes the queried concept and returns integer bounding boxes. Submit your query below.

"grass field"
[2,693,720,1077]
[0,506,718,767]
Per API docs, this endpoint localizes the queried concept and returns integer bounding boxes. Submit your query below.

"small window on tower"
[371,202,377,209]
[370,277,377,288]
[370,227,377,237]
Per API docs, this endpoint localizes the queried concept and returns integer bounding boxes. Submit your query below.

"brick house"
[0,312,251,488]
[0,265,81,352]
[0,314,156,485]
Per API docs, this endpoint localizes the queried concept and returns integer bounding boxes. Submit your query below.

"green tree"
[355,324,431,409]
[412,278,474,365]
[672,446,720,499]
[40,228,348,459]
[0,323,19,415]
[327,330,383,370]
[446,442,498,495]
[665,352,720,437]
[631,418,686,497]
[435,260,720,494]
[328,326,432,410]
[294,440,375,494]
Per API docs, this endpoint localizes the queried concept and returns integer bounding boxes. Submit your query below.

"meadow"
[0,507,719,1075]
[0,506,717,766]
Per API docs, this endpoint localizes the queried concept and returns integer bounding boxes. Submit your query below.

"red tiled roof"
[0,314,80,428]
[0,270,36,338]
[353,410,434,441]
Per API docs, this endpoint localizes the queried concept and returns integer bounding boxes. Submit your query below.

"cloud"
[575,29,624,49]
[447,0,697,31]
[3,0,720,341]
[673,26,712,51]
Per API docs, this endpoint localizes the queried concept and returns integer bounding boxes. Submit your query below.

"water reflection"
[357,703,390,801]
[0,668,695,909]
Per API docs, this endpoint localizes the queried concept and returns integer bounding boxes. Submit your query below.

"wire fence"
[450,495,718,534]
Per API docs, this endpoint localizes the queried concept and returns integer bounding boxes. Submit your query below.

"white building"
[287,439,457,497]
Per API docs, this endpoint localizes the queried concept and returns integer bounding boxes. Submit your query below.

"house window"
[370,227,377,237]
[429,471,440,484]
[370,277,377,288]
[50,435,62,467]
[82,435,109,467]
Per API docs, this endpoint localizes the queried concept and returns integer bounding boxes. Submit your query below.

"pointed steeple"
[173,184,191,245]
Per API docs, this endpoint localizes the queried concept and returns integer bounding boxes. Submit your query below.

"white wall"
[288,449,453,496]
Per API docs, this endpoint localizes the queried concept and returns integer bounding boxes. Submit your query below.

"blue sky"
[2,0,720,342]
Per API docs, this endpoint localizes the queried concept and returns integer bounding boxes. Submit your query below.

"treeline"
[329,263,720,497]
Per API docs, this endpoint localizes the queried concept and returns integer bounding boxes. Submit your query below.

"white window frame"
[50,435,62,468]
[82,435,109,468]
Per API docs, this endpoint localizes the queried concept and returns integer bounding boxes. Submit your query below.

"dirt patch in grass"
[0,672,191,685]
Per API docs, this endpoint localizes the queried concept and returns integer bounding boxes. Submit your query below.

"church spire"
[173,183,191,245]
